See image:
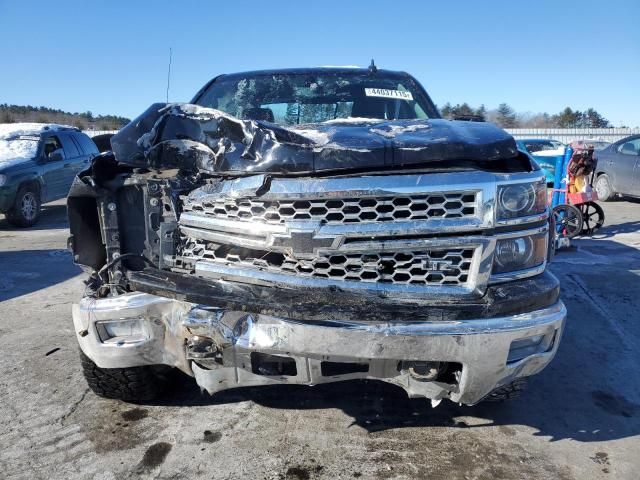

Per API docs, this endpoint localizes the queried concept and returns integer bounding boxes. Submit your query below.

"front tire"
[595,174,614,201]
[6,184,41,227]
[79,351,166,402]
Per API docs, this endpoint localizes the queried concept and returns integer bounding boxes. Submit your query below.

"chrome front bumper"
[73,293,566,405]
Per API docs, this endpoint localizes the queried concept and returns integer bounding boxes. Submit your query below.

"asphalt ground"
[1,198,639,480]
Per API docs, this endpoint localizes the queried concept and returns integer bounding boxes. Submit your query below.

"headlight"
[497,181,547,220]
[0,174,7,187]
[493,231,547,274]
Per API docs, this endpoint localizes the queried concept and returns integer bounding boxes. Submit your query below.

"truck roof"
[215,66,412,81]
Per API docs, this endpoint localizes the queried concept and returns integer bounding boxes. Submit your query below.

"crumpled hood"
[110,103,518,175]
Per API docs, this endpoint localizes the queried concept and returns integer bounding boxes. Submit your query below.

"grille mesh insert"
[181,243,474,286]
[183,193,477,225]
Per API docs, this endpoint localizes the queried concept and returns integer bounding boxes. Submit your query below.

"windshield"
[195,71,438,125]
[0,135,40,164]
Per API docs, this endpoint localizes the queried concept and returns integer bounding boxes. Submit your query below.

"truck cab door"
[40,135,67,202]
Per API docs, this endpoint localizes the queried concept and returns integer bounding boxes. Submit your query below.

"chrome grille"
[180,243,474,286]
[182,192,478,225]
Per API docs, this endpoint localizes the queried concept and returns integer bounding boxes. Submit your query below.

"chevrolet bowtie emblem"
[270,222,341,255]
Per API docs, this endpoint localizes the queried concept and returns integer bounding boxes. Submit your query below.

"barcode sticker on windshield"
[364,88,413,100]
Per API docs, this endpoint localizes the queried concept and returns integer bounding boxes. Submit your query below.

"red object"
[567,191,598,204]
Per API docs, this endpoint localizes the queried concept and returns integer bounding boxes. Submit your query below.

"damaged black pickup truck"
[68,67,565,406]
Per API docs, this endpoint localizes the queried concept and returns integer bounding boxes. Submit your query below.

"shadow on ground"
[0,249,82,301]
[584,219,640,238]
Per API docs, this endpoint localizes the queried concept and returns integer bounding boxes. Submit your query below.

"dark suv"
[0,123,99,227]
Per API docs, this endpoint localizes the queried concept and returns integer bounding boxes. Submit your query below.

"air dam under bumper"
[73,293,566,405]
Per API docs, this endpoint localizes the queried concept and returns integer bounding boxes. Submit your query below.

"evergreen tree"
[496,103,518,127]
[475,104,487,120]
[583,108,610,128]
[284,103,299,125]
[440,102,453,118]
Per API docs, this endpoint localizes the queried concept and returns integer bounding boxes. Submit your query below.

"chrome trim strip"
[180,212,487,247]
[256,171,495,199]
[489,263,547,284]
[180,225,269,249]
[494,224,548,240]
[494,172,547,186]
[496,209,549,227]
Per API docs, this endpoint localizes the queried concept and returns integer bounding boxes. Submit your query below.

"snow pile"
[0,122,74,139]
[0,137,39,169]
[0,124,45,168]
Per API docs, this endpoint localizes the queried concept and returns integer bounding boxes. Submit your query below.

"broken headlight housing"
[493,231,548,274]
[496,181,547,220]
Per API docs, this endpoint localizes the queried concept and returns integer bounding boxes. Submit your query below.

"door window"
[43,136,64,159]
[617,138,640,156]
[74,133,99,155]
[59,134,81,157]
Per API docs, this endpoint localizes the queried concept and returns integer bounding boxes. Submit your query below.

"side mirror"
[47,149,64,162]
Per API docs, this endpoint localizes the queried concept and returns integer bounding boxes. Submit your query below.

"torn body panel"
[110,103,524,175]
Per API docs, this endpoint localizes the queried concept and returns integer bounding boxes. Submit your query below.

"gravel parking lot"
[1,199,639,480]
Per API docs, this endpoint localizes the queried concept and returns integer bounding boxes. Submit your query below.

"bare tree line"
[0,104,130,130]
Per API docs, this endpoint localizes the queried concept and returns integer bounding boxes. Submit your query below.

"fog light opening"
[250,352,297,377]
[96,317,147,344]
[507,330,556,364]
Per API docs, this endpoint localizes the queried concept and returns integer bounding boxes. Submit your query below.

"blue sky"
[1,0,638,126]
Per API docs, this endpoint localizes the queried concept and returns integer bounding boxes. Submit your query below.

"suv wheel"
[79,350,168,402]
[595,174,614,201]
[6,184,41,227]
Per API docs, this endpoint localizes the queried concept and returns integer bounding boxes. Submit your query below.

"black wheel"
[80,350,167,402]
[552,204,583,239]
[6,184,41,227]
[483,379,528,402]
[594,174,614,201]
[579,201,605,235]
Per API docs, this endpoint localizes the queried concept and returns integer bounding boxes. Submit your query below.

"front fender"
[0,171,44,211]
